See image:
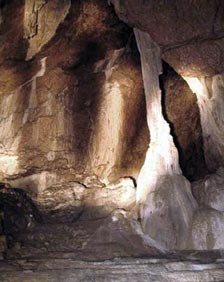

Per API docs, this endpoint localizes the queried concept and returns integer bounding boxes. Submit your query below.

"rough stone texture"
[0,235,6,259]
[111,0,224,77]
[134,29,181,203]
[161,63,207,181]
[192,167,224,212]
[190,208,224,250]
[184,74,224,171]
[1,2,224,276]
[24,0,71,59]
[134,29,200,251]
[1,257,224,282]
[31,177,136,223]
[0,0,149,187]
[141,175,198,250]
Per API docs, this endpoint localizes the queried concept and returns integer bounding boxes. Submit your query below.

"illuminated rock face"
[192,167,224,212]
[134,29,181,202]
[24,0,71,59]
[160,64,206,181]
[184,74,224,171]
[1,0,224,256]
[134,29,197,249]
[111,0,224,77]
[0,0,149,188]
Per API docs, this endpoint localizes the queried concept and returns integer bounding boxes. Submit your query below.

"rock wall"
[160,64,206,181]
[184,74,224,171]
[0,0,149,190]
[134,28,198,250]
[24,0,71,60]
[111,0,224,77]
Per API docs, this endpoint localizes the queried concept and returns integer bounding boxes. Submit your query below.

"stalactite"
[134,28,181,203]
[134,28,197,250]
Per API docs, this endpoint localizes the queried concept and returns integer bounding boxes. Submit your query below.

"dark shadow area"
[159,61,207,181]
[1,182,223,267]
[0,183,42,253]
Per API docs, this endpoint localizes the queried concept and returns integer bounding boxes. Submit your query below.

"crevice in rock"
[159,61,207,181]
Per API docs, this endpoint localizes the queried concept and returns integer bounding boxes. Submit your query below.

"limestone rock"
[81,178,136,220]
[24,0,71,59]
[160,63,206,181]
[111,0,224,76]
[192,167,224,212]
[0,235,6,259]
[0,0,148,186]
[190,208,224,250]
[35,181,86,223]
[141,175,198,250]
[184,74,224,171]
[134,28,181,203]
[0,186,41,235]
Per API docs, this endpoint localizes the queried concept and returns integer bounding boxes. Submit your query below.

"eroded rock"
[141,175,198,250]
[111,0,224,77]
[192,167,224,212]
[24,0,71,59]
[190,208,224,250]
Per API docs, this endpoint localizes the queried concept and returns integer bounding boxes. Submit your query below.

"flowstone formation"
[0,0,224,281]
[111,0,224,251]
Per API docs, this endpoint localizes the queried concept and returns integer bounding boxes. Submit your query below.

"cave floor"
[1,215,224,282]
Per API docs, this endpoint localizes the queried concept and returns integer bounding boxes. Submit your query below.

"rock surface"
[0,3,224,280]
[0,0,149,185]
[1,256,224,282]
[111,0,224,77]
[141,175,198,250]
[134,28,181,203]
[184,74,224,171]
[190,208,224,250]
[160,63,207,181]
[24,0,71,60]
[192,167,224,212]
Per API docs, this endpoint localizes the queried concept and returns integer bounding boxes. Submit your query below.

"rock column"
[134,28,197,250]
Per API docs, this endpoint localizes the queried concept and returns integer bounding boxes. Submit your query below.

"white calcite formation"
[190,208,224,250]
[134,28,197,249]
[184,74,224,171]
[134,28,181,201]
[192,167,224,212]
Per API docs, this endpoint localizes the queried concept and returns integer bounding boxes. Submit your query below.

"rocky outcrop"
[192,167,224,212]
[134,29,181,202]
[111,0,224,77]
[0,0,149,187]
[184,74,224,171]
[160,63,206,181]
[32,177,136,223]
[141,175,197,250]
[24,0,71,60]
[134,29,198,250]
[190,208,224,250]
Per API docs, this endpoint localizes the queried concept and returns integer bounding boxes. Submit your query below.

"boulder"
[141,175,198,250]
[190,208,224,250]
[192,167,224,212]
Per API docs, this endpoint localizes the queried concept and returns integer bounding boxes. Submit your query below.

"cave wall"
[160,63,207,181]
[0,0,149,190]
[111,0,224,77]
[111,0,224,250]
[0,0,208,192]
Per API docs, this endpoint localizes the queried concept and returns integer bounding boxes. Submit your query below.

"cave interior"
[0,0,224,281]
